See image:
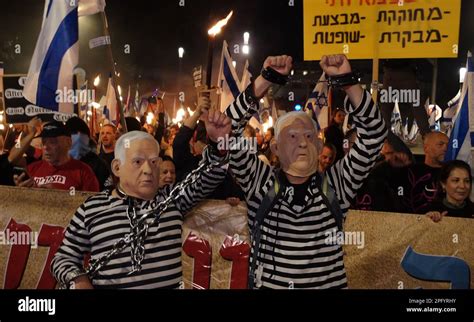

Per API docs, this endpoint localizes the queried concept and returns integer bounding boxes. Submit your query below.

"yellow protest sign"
[304,0,461,60]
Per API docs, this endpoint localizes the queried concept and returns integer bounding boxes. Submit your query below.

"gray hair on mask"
[273,111,320,142]
[114,131,160,164]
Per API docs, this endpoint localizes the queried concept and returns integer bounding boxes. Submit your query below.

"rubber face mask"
[273,116,319,178]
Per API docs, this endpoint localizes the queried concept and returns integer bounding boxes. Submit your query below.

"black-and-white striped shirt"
[51,148,227,289]
[225,86,387,289]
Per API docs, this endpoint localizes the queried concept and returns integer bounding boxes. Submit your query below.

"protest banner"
[0,186,250,289]
[304,0,462,60]
[344,210,473,289]
[2,75,76,124]
[1,186,472,289]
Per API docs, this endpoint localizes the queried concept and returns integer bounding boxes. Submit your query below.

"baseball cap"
[39,121,71,138]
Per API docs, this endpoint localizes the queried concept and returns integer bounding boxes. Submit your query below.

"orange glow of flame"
[263,116,273,133]
[208,11,233,36]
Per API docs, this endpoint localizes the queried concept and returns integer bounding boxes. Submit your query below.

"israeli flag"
[23,0,79,114]
[445,52,473,163]
[304,73,329,131]
[217,40,242,112]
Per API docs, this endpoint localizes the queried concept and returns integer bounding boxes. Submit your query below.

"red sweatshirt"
[27,159,100,192]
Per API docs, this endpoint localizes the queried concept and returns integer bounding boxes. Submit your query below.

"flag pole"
[431,58,438,106]
[327,86,332,140]
[99,11,127,132]
[372,58,379,103]
[205,36,215,93]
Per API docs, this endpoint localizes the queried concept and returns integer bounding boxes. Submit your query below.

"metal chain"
[85,158,224,279]
[84,111,252,281]
[126,203,149,275]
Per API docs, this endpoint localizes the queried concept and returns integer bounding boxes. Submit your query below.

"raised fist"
[263,55,293,76]
[202,108,232,143]
[320,54,352,77]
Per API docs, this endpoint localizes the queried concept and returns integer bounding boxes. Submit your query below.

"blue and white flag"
[391,100,403,136]
[304,72,329,131]
[445,52,474,163]
[427,104,442,131]
[240,59,252,90]
[134,84,140,114]
[23,0,79,114]
[217,40,242,112]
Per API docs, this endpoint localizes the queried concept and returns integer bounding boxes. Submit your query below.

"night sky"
[1,0,473,110]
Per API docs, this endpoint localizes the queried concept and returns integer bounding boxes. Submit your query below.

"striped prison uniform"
[51,147,227,289]
[225,85,387,289]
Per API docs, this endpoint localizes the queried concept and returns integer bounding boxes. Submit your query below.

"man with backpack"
[206,54,387,289]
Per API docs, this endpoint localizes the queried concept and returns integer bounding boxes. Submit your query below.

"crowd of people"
[0,54,472,290]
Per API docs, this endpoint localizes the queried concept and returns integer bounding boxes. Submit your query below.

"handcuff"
[327,71,362,88]
[261,67,289,85]
[261,66,361,89]
[65,268,87,289]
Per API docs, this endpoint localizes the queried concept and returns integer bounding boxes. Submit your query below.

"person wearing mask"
[66,117,111,191]
[222,54,386,289]
[51,125,228,289]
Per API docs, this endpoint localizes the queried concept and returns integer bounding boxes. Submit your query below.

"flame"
[146,112,154,125]
[187,107,194,117]
[263,116,273,133]
[173,108,186,124]
[93,75,100,87]
[208,11,233,36]
[92,102,100,109]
